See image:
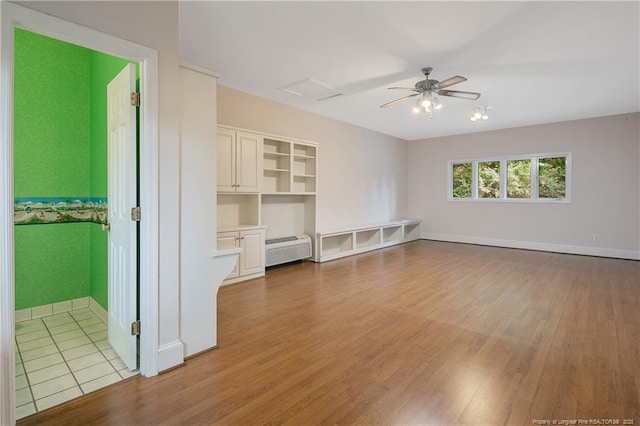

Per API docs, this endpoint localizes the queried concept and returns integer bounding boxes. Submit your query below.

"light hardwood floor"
[19,241,640,425]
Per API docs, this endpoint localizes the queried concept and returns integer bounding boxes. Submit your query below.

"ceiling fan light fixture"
[470,106,490,122]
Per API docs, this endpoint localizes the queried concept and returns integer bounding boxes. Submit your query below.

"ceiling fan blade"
[380,93,419,108]
[388,87,419,91]
[435,76,467,89]
[437,89,481,100]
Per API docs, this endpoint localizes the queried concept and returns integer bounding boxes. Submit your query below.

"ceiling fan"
[380,67,481,112]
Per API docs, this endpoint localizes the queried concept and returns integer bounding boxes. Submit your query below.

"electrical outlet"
[593,234,600,241]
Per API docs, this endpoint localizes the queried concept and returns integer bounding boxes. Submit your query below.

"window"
[507,159,531,199]
[478,161,500,198]
[452,162,472,198]
[538,157,566,199]
[448,153,570,202]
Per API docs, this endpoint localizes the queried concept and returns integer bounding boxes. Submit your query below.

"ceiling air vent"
[280,78,342,101]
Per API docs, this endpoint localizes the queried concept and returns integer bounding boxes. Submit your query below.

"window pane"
[478,161,500,198]
[538,157,566,198]
[507,159,531,198]
[452,163,472,198]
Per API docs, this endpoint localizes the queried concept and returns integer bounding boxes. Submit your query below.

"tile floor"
[15,308,138,419]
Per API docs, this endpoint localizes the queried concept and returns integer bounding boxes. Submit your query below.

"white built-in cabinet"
[217,125,318,285]
[217,227,266,284]
[217,129,262,193]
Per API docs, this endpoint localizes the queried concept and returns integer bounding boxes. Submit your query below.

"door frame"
[0,3,160,424]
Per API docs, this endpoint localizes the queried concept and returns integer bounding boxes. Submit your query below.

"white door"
[236,132,262,192]
[240,229,265,275]
[107,64,138,371]
[217,129,236,192]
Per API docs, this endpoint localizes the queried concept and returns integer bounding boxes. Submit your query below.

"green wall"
[14,29,132,311]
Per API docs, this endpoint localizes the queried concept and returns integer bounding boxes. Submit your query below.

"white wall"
[408,113,640,259]
[217,86,408,232]
[17,1,183,366]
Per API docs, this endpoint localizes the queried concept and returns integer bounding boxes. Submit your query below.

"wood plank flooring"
[19,241,640,425]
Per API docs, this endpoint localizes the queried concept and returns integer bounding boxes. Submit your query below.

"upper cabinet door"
[236,132,262,193]
[217,129,236,192]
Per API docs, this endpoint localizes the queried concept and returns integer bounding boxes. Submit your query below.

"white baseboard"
[157,340,184,372]
[422,232,640,260]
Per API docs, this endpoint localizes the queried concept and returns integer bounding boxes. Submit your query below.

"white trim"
[0,4,161,423]
[423,232,640,260]
[0,5,17,423]
[180,62,220,79]
[158,340,185,372]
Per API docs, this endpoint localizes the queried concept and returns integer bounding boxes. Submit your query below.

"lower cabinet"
[217,227,266,284]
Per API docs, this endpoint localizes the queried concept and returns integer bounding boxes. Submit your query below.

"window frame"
[448,152,571,203]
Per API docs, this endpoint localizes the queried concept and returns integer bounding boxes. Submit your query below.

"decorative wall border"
[14,197,107,225]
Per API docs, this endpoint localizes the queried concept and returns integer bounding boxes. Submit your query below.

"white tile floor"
[15,308,138,419]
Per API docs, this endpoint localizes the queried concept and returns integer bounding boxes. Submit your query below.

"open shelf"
[217,193,260,229]
[382,225,403,243]
[404,222,421,240]
[263,169,291,193]
[321,233,353,257]
[292,175,316,193]
[264,139,291,156]
[356,229,381,249]
[316,219,421,262]
[293,143,316,158]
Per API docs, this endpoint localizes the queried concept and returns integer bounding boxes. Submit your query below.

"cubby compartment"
[382,226,403,243]
[263,169,291,193]
[217,193,260,229]
[293,143,316,158]
[292,175,316,193]
[404,222,420,240]
[264,139,291,156]
[263,153,290,172]
[356,229,381,249]
[321,233,353,256]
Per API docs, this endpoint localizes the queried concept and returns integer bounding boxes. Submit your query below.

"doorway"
[0,3,160,425]
[12,29,138,419]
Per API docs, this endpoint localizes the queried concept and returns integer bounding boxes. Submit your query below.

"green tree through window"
[507,159,531,198]
[452,163,472,198]
[478,161,500,198]
[538,157,566,198]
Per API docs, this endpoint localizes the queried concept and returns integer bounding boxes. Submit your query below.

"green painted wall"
[14,29,132,311]
[14,29,91,310]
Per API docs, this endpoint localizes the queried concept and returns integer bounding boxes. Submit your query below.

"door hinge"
[131,320,141,336]
[131,206,141,222]
[130,92,141,107]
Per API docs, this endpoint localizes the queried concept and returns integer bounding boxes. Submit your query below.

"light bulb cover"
[470,116,477,122]
[481,114,489,120]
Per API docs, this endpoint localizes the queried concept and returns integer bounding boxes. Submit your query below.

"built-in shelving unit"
[263,139,317,195]
[263,139,291,193]
[316,219,421,262]
[217,125,319,283]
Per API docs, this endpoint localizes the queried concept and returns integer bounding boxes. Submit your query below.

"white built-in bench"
[316,219,421,262]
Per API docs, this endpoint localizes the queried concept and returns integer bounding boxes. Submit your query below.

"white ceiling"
[179,1,640,141]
